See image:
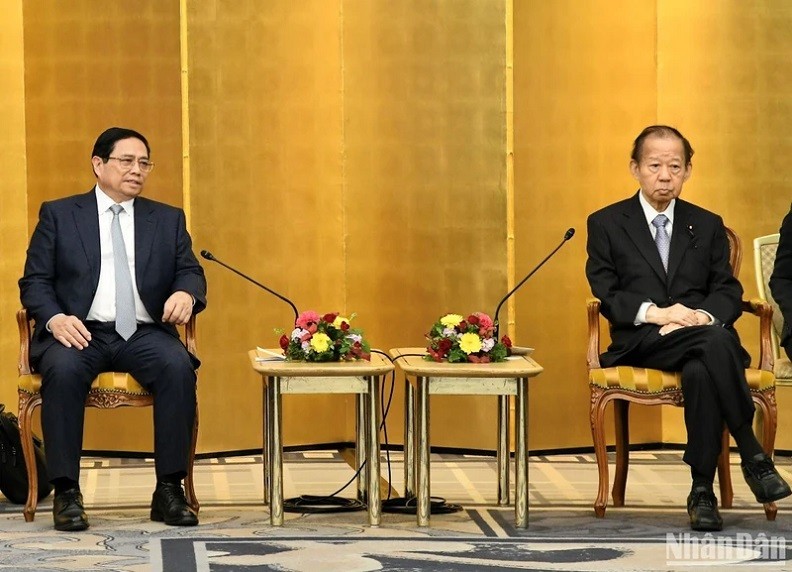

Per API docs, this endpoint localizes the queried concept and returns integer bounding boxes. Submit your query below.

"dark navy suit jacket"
[585,193,743,366]
[19,190,207,363]
[769,207,792,350]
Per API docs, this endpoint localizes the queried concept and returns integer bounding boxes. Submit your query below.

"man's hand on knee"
[162,291,193,325]
[50,314,91,349]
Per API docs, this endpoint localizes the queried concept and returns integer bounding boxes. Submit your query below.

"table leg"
[515,377,529,528]
[367,375,381,526]
[262,376,270,506]
[497,394,510,506]
[416,376,430,526]
[356,393,368,504]
[404,377,415,499]
[268,376,284,526]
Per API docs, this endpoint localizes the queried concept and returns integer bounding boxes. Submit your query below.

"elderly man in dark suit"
[19,127,207,531]
[586,125,789,531]
[770,207,792,361]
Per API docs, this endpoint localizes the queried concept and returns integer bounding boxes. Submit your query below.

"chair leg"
[717,426,733,508]
[184,403,200,513]
[590,387,610,517]
[18,391,42,523]
[755,393,778,521]
[612,400,629,507]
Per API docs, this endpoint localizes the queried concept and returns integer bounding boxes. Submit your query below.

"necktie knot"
[652,214,669,230]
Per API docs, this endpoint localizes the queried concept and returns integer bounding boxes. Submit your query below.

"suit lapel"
[134,198,157,288]
[619,195,668,282]
[73,191,101,284]
[666,201,695,283]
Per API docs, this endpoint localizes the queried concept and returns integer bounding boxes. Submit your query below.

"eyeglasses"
[106,156,155,173]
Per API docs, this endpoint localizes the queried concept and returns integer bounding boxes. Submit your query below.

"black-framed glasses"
[107,156,155,173]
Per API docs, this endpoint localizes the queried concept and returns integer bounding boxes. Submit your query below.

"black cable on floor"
[284,349,397,514]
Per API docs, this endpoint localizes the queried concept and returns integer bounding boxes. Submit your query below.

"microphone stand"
[493,228,575,341]
[200,250,299,322]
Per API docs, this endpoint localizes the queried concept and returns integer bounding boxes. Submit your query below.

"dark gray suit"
[19,190,207,482]
[586,193,754,475]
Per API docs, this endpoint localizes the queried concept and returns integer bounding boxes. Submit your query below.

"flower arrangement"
[425,312,512,363]
[279,311,371,362]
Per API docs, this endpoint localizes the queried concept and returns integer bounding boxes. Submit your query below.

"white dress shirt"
[86,186,154,324]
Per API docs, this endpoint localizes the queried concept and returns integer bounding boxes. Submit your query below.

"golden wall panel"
[343,0,508,449]
[21,1,183,452]
[187,0,349,451]
[514,1,663,449]
[0,1,29,411]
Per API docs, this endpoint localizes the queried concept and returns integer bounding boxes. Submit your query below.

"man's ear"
[683,163,692,181]
[629,160,640,181]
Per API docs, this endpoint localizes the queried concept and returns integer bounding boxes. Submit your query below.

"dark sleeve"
[770,208,792,337]
[170,209,207,314]
[18,202,64,325]
[585,214,647,326]
[697,218,743,326]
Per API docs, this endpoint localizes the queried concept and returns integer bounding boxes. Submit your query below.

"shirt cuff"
[695,309,720,326]
[45,313,65,332]
[635,301,654,325]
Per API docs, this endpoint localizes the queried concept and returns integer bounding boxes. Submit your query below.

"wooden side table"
[389,347,543,528]
[249,350,394,526]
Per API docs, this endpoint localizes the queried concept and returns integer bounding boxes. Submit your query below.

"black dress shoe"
[687,485,723,531]
[150,482,198,526]
[53,488,89,531]
[741,453,792,503]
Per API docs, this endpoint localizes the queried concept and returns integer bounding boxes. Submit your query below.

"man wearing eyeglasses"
[19,127,206,531]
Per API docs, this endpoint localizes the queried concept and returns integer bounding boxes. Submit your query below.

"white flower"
[481,337,495,352]
[291,327,305,341]
[301,341,311,352]
[442,327,457,338]
[347,333,362,343]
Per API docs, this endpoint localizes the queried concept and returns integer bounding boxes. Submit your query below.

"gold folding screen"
[5,1,792,455]
[188,0,509,451]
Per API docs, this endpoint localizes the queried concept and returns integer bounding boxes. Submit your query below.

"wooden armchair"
[754,233,792,385]
[16,309,200,522]
[588,228,778,520]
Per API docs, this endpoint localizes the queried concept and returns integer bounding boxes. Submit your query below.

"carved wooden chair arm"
[742,298,774,372]
[587,298,602,369]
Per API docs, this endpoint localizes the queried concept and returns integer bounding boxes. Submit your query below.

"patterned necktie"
[652,214,670,271]
[110,204,137,340]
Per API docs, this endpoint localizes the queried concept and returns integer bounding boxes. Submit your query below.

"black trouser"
[622,325,754,477]
[36,322,197,483]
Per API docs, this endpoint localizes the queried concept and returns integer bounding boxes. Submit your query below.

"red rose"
[438,338,453,352]
[458,320,468,331]
[323,313,338,323]
[467,314,479,325]
[279,335,289,350]
[501,335,512,348]
[341,322,350,331]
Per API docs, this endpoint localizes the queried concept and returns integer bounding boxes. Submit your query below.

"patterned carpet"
[0,451,790,571]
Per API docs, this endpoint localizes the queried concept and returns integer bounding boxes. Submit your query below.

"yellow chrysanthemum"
[333,316,350,328]
[459,332,482,354]
[309,333,332,353]
[440,314,464,328]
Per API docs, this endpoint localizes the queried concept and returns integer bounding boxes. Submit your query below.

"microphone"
[493,228,575,340]
[200,250,299,322]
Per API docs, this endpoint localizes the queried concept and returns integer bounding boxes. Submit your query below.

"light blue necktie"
[110,204,137,340]
[652,214,670,271]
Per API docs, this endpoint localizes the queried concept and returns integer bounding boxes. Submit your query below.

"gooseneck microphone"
[200,250,299,322]
[493,228,575,339]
